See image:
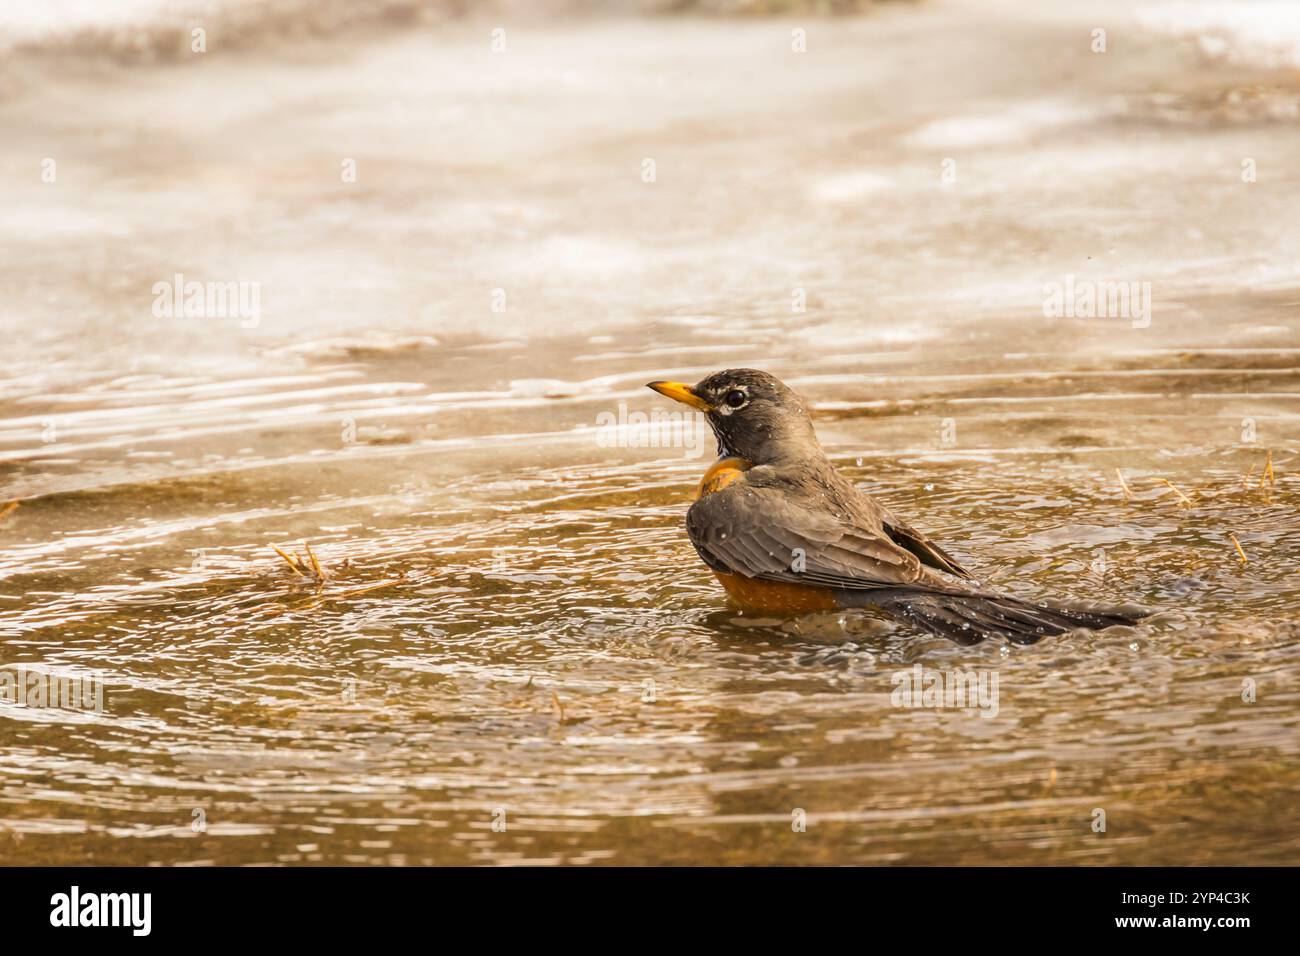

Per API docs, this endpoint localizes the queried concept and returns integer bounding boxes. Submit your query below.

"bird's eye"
[723,389,747,409]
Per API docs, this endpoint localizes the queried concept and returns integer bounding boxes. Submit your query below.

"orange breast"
[695,456,752,499]
[713,571,840,614]
[693,456,839,615]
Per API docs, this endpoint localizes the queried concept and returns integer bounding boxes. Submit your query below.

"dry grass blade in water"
[272,545,306,577]
[272,542,328,585]
[1261,449,1275,489]
[266,542,427,614]
[305,541,326,580]
[1157,478,1194,507]
[1115,468,1133,498]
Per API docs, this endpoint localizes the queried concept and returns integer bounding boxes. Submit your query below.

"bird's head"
[647,368,820,465]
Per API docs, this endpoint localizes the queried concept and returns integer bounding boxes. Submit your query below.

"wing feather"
[686,484,926,590]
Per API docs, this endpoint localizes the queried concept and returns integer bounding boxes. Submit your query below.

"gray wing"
[878,509,974,580]
[686,483,934,591]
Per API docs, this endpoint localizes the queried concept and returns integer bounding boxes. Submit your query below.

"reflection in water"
[1,1,1298,864]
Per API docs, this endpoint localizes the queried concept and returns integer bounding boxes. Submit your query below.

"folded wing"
[686,483,936,591]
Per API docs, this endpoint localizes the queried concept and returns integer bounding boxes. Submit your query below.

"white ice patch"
[907,101,1095,149]
[0,0,175,44]
[509,379,582,399]
[808,171,894,204]
[1138,1,1300,70]
[519,236,646,281]
[788,320,942,350]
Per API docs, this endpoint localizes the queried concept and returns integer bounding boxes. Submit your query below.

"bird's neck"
[755,441,831,471]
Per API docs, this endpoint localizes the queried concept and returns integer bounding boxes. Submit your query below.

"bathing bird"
[648,369,1144,644]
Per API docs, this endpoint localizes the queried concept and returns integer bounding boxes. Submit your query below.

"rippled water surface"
[2,1,1298,865]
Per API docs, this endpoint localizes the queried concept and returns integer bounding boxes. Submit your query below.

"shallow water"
[1,1,1298,865]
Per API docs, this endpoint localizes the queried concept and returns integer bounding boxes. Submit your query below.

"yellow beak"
[646,381,713,413]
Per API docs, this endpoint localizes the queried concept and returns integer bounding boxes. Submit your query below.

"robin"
[648,369,1144,645]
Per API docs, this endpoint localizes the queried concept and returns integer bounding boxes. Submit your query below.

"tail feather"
[865,591,1145,646]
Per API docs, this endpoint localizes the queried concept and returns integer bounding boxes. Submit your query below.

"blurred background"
[0,0,1297,866]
